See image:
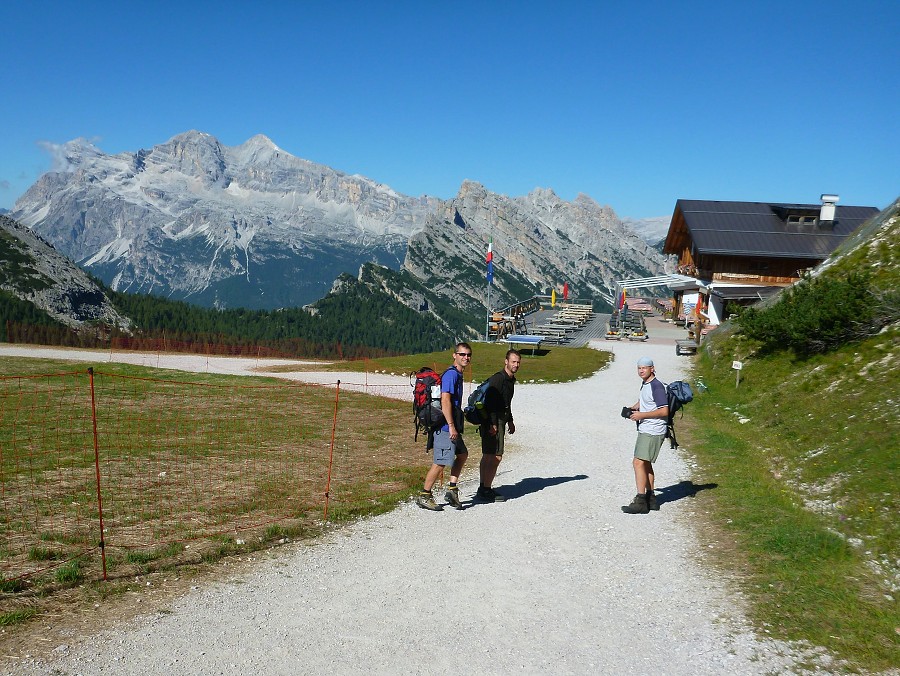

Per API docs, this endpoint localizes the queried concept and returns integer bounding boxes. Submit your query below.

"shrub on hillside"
[736,272,880,356]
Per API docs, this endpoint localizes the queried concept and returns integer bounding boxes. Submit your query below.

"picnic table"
[504,334,544,354]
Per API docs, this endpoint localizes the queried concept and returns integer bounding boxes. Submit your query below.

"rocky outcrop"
[0,214,131,330]
[402,181,664,314]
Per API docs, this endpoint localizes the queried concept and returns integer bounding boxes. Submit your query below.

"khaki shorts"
[634,432,664,463]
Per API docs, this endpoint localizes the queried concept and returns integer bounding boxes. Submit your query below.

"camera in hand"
[621,406,634,419]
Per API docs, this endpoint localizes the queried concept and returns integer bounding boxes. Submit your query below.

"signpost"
[732,360,743,387]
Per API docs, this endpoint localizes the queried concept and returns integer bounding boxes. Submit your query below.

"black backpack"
[411,367,446,441]
[664,380,694,449]
[463,378,491,425]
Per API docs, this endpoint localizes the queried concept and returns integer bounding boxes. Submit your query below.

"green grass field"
[684,323,899,671]
[0,346,611,630]
[264,342,610,384]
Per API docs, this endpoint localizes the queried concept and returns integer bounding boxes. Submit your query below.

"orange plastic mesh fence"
[0,370,345,582]
[0,371,100,580]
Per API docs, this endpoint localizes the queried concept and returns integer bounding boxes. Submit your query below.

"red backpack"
[411,367,447,440]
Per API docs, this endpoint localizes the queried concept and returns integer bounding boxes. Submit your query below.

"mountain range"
[11,132,444,310]
[8,131,667,339]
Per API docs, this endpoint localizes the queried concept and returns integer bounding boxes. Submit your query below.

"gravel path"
[2,330,811,675]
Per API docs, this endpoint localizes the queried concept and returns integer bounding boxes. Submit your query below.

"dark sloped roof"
[710,285,783,300]
[677,200,879,259]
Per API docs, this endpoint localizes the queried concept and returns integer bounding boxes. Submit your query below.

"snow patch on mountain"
[84,237,133,265]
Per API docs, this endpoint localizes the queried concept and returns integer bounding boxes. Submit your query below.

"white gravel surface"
[1,333,817,675]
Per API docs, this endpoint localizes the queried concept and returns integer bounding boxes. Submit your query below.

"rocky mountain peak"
[527,186,559,201]
[145,131,228,184]
[244,133,279,149]
[233,134,290,168]
[42,137,103,173]
[457,180,488,199]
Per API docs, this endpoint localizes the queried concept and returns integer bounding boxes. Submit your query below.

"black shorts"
[480,422,506,456]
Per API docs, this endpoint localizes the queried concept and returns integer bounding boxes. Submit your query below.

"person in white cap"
[621,356,668,514]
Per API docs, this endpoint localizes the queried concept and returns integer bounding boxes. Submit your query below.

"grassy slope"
[262,342,610,385]
[684,201,900,671]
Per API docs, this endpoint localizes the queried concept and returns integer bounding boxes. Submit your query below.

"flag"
[551,288,556,307]
[563,281,569,301]
[486,238,494,284]
[617,288,626,310]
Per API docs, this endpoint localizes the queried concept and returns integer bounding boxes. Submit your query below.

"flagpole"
[485,234,494,340]
[486,282,491,340]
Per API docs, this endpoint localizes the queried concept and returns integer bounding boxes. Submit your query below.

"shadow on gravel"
[496,474,589,500]
[657,480,718,506]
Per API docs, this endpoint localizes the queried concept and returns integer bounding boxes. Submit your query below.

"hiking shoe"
[444,488,463,510]
[476,486,506,503]
[416,494,443,511]
[646,490,659,511]
[621,493,649,514]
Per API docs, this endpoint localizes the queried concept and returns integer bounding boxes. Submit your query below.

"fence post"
[322,380,341,521]
[87,368,108,581]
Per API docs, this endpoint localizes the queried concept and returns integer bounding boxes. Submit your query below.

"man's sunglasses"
[455,352,472,357]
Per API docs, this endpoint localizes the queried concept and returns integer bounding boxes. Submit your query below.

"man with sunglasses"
[416,343,472,511]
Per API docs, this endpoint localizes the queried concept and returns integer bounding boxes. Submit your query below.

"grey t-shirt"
[638,377,667,436]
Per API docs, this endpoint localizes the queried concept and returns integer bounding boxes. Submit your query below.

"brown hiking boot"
[444,487,463,510]
[621,493,649,514]
[416,493,443,511]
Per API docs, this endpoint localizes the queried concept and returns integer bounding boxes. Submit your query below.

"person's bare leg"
[480,454,501,487]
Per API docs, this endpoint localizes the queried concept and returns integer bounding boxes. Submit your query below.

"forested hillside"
[2,270,462,358]
[106,281,458,359]
[0,291,70,342]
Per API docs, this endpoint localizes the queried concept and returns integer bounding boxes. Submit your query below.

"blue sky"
[1,1,897,218]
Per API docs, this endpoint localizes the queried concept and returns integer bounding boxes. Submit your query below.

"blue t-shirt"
[440,366,463,432]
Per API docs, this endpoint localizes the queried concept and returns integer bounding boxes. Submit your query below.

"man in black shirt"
[476,349,521,502]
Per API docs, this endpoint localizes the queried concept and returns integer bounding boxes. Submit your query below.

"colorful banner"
[551,288,556,307]
[486,238,494,284]
[617,288,626,310]
[563,281,569,301]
